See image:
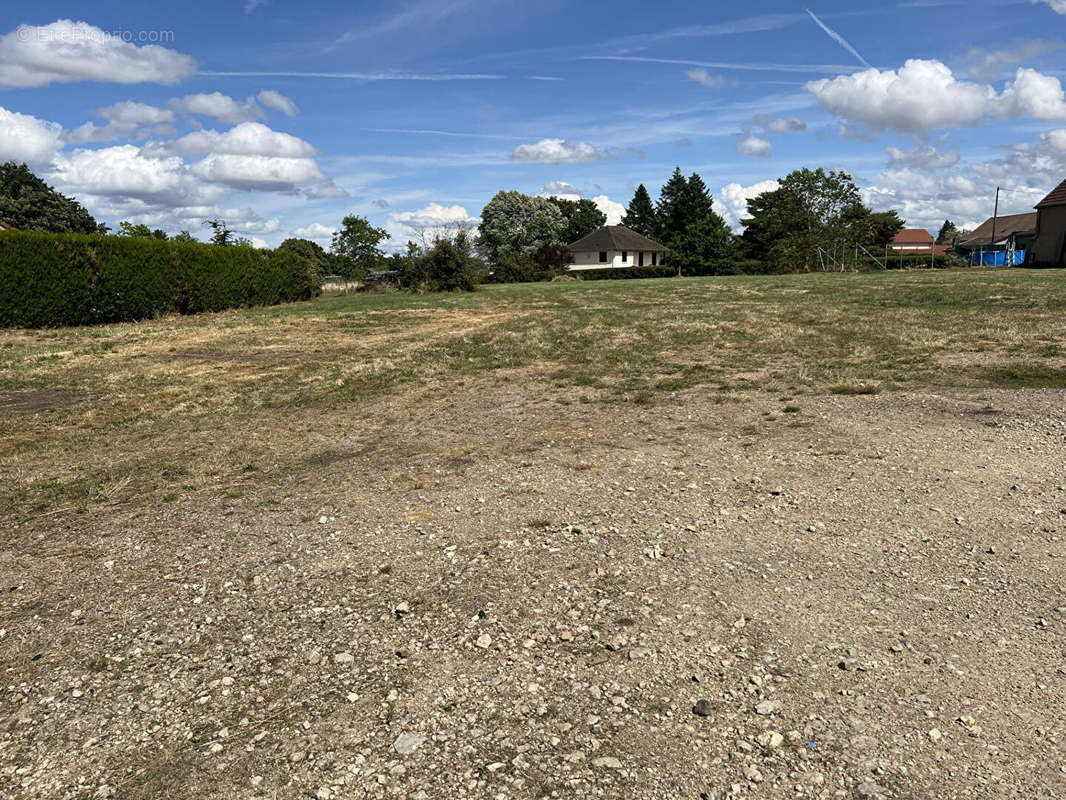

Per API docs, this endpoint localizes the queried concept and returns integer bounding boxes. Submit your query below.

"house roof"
[892,228,934,245]
[1036,178,1066,209]
[568,225,668,253]
[0,220,15,231]
[959,212,1037,246]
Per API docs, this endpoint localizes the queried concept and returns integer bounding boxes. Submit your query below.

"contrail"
[805,9,871,69]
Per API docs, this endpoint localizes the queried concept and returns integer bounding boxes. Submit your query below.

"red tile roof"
[1036,178,1066,208]
[892,228,934,245]
[0,220,15,231]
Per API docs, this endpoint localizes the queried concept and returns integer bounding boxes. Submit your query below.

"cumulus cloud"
[0,106,63,164]
[1038,0,1066,13]
[737,134,773,158]
[539,180,581,199]
[713,180,780,231]
[68,101,176,144]
[168,92,263,124]
[591,195,624,225]
[761,117,807,134]
[291,222,336,243]
[687,69,734,88]
[387,202,478,244]
[50,145,195,201]
[885,144,961,171]
[257,89,298,116]
[0,20,196,87]
[159,122,317,158]
[191,154,328,194]
[807,60,1066,133]
[510,138,606,164]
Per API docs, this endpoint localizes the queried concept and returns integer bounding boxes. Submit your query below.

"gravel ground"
[2,382,1065,800]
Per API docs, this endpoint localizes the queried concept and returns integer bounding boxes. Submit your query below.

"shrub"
[399,232,481,292]
[0,230,320,328]
[486,252,553,284]
[575,265,679,281]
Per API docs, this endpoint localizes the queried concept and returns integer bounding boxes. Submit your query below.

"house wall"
[567,249,661,270]
[890,244,933,251]
[1033,206,1066,265]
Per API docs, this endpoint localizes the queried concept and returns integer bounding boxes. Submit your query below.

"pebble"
[476,634,492,649]
[591,756,623,769]
[333,652,355,665]
[393,733,427,756]
[693,699,713,717]
[754,700,781,716]
[928,728,943,743]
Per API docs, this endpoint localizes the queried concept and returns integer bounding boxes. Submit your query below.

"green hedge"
[0,231,320,327]
[574,265,679,281]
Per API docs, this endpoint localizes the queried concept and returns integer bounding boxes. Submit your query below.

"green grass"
[3,268,1066,518]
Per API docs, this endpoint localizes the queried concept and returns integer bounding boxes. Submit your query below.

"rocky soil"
[2,383,1065,799]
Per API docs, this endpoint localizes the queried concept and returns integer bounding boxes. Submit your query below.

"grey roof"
[958,212,1037,246]
[567,225,668,253]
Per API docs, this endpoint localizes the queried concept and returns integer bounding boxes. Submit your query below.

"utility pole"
[989,187,1000,267]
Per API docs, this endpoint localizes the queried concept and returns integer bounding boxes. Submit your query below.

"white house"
[567,225,668,271]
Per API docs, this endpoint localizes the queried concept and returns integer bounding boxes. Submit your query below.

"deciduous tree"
[478,190,566,264]
[330,215,390,279]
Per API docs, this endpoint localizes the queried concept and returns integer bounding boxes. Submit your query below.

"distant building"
[956,212,1037,266]
[567,225,668,271]
[1031,178,1066,266]
[0,220,15,231]
[890,228,935,252]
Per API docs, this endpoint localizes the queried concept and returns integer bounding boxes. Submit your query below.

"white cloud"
[762,117,806,134]
[807,60,1066,133]
[0,106,63,164]
[965,39,1061,79]
[591,195,624,225]
[539,180,581,199]
[687,69,734,88]
[511,138,605,164]
[191,154,328,193]
[246,0,267,13]
[257,89,298,117]
[737,134,773,158]
[714,180,780,231]
[168,92,263,124]
[1038,0,1066,13]
[291,222,337,243]
[885,144,961,171]
[50,145,193,200]
[1044,129,1066,150]
[160,122,317,158]
[0,20,196,87]
[68,101,176,143]
[387,202,478,244]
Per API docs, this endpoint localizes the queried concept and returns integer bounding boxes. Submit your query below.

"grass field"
[2,268,1066,521]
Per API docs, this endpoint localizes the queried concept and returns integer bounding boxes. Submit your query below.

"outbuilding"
[566,225,668,271]
[1031,178,1066,266]
[956,212,1037,266]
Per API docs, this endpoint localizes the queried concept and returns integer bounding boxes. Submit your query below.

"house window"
[638,252,645,267]
[621,251,628,263]
[599,251,608,263]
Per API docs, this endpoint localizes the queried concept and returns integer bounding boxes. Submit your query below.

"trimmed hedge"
[574,265,679,281]
[0,231,320,328]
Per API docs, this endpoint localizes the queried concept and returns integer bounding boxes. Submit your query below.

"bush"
[485,252,554,284]
[399,232,481,292]
[0,231,320,328]
[575,265,679,281]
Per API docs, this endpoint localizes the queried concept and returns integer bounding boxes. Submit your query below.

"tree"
[741,168,869,272]
[400,230,481,292]
[546,197,606,245]
[936,219,959,245]
[655,167,690,242]
[118,221,167,239]
[0,162,98,233]
[172,231,197,243]
[621,184,658,238]
[670,211,737,276]
[478,190,567,264]
[866,210,905,248]
[330,215,390,279]
[204,218,235,246]
[278,237,330,274]
[534,243,573,274]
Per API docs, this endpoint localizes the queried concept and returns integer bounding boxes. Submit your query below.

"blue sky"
[2,1,1066,247]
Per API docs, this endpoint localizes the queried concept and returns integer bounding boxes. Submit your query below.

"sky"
[2,1,1066,249]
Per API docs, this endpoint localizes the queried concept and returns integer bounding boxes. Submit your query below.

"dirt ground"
[3,373,1065,799]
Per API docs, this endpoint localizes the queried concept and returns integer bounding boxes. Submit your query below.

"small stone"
[208,743,223,754]
[316,788,331,800]
[628,647,650,660]
[318,515,328,524]
[928,728,943,743]
[591,756,623,769]
[394,602,411,615]
[250,776,263,787]
[755,700,781,716]
[756,731,784,750]
[693,699,713,717]
[475,634,492,649]
[333,652,355,665]
[857,781,884,798]
[559,630,574,642]
[393,733,426,756]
